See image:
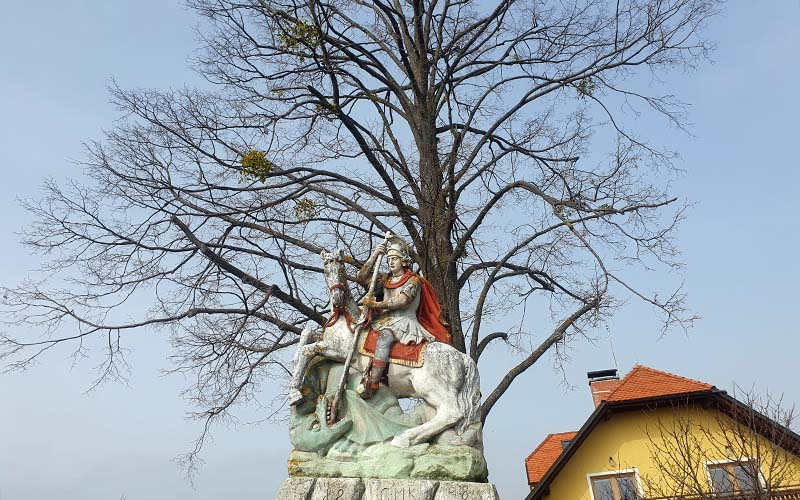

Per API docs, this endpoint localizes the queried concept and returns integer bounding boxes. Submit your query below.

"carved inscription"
[279,479,500,500]
[439,483,469,500]
[363,479,437,500]
[433,481,499,500]
[311,478,365,500]
[319,486,344,500]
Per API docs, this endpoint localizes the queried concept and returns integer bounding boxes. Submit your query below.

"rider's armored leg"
[357,329,393,400]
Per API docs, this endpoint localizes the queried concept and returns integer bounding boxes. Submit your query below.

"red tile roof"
[604,364,714,402]
[524,366,715,488]
[525,431,578,486]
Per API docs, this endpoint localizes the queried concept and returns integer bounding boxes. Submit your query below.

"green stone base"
[288,443,488,483]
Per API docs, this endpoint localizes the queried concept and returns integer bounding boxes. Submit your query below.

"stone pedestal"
[276,478,500,500]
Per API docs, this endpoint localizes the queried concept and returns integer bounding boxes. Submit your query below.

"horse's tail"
[455,354,481,434]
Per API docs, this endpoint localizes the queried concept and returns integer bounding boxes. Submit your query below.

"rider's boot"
[356,359,387,400]
[357,329,393,400]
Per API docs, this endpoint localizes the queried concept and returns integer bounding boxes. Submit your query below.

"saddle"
[359,329,428,368]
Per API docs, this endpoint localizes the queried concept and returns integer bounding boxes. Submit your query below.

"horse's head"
[321,249,350,308]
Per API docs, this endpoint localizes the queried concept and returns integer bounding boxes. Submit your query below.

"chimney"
[587,369,620,408]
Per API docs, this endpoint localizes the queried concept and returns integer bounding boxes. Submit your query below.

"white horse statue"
[288,249,481,448]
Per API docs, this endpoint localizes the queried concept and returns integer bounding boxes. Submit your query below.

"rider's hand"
[363,295,383,311]
[374,244,387,257]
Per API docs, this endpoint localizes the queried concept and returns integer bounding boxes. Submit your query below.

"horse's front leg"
[288,327,321,405]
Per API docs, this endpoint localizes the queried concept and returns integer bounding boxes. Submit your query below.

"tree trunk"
[414,112,465,353]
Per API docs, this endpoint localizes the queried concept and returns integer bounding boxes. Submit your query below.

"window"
[590,472,640,500]
[707,460,760,494]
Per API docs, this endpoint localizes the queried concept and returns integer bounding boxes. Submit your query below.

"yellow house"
[525,365,800,500]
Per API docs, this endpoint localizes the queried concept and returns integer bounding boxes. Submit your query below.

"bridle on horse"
[324,283,356,332]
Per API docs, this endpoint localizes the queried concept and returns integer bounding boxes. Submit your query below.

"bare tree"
[1,0,718,466]
[642,391,800,499]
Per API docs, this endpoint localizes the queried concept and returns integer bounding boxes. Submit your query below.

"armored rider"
[355,237,451,399]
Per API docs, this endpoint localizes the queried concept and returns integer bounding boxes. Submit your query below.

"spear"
[328,230,392,425]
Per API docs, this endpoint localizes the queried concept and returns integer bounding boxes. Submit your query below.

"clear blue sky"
[1,2,798,499]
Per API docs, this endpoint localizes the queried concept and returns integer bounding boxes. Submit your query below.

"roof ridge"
[606,364,714,403]
[634,364,715,389]
[604,364,642,400]
[632,363,715,387]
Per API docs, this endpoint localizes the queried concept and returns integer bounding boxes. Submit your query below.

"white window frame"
[704,457,766,493]
[586,468,644,500]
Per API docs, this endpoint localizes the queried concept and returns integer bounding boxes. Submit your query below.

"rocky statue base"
[277,478,500,500]
[289,361,487,482]
[289,442,487,482]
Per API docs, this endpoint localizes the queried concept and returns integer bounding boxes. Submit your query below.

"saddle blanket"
[359,329,427,368]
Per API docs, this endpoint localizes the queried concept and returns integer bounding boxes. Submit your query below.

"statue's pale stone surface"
[310,478,365,500]
[277,477,316,500]
[363,479,438,500]
[434,482,500,500]
[276,478,501,500]
[280,237,499,498]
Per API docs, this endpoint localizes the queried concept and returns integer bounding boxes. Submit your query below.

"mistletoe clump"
[240,150,273,182]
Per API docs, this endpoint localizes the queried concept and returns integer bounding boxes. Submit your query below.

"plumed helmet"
[385,236,413,266]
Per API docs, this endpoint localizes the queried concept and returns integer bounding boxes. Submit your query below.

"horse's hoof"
[390,435,411,448]
[288,388,304,406]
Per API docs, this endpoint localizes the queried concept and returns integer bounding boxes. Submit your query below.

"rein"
[324,283,355,332]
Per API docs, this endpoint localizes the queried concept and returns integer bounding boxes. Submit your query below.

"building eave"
[525,389,720,500]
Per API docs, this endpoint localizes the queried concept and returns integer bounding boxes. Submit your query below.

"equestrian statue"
[286,234,487,481]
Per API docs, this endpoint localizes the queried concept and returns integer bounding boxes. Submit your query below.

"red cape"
[384,271,451,345]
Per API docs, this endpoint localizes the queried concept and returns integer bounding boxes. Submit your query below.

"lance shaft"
[328,231,392,424]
